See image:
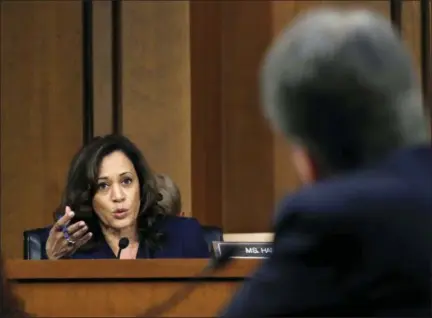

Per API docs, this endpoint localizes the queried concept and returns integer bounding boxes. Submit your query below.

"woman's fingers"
[66,221,86,236]
[51,207,74,234]
[74,232,93,250]
[69,224,89,242]
[81,232,93,245]
[62,226,92,251]
[51,230,92,259]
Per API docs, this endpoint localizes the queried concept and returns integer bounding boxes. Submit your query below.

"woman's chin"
[110,218,135,231]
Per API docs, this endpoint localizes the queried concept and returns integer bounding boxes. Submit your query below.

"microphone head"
[118,237,130,249]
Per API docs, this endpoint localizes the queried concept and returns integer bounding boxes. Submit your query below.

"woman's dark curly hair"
[53,134,165,251]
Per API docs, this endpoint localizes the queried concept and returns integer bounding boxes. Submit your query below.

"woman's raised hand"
[45,206,92,260]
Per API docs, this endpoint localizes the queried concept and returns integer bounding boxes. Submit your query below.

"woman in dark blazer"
[42,134,209,260]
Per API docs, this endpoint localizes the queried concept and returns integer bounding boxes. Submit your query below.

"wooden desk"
[6,259,260,317]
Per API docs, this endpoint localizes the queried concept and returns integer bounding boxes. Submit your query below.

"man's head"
[260,8,430,183]
[155,174,183,217]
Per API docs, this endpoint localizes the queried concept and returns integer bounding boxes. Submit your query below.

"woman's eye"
[98,183,109,190]
[123,178,132,185]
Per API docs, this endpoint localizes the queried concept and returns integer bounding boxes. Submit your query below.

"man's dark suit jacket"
[39,216,210,259]
[221,145,432,317]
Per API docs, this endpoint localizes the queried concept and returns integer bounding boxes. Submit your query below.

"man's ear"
[291,144,317,185]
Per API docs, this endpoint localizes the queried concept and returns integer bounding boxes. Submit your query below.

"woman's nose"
[111,184,126,202]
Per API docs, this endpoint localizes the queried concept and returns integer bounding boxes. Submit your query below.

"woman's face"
[92,151,141,231]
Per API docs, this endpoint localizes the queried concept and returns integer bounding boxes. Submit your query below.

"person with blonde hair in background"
[155,174,184,217]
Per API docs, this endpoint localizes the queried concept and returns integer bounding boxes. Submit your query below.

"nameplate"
[212,241,273,259]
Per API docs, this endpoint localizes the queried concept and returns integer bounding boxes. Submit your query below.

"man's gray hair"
[260,8,430,174]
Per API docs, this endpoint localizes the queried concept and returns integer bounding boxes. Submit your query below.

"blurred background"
[0,0,430,259]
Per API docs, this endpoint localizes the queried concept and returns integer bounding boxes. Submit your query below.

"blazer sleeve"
[182,218,210,258]
[219,197,360,317]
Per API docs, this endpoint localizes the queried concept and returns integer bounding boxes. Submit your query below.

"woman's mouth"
[113,209,128,219]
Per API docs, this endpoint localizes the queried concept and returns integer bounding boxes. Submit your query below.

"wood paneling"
[219,2,275,232]
[121,1,193,215]
[15,282,237,317]
[190,1,223,226]
[6,259,260,317]
[402,1,421,73]
[0,0,3,251]
[0,1,83,258]
[6,259,259,279]
[93,1,113,136]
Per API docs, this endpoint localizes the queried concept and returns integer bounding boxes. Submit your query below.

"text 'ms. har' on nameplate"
[212,241,273,259]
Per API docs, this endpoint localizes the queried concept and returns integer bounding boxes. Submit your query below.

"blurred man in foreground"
[221,8,431,317]
[0,255,30,318]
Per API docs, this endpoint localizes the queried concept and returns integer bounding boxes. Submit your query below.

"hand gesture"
[45,206,92,260]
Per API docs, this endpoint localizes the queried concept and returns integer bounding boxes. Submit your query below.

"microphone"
[116,237,129,259]
[139,245,238,317]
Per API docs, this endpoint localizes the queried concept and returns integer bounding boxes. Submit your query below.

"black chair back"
[23,228,46,260]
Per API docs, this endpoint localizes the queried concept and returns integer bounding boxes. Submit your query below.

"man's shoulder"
[275,165,429,228]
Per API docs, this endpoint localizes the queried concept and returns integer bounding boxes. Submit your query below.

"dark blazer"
[40,216,210,259]
[221,146,432,317]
